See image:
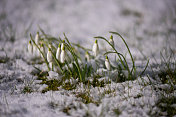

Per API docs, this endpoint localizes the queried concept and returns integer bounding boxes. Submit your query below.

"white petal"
[33,46,40,56]
[109,39,114,47]
[92,43,99,56]
[49,62,53,70]
[28,43,33,54]
[85,53,90,62]
[40,46,45,58]
[60,50,65,63]
[105,59,111,70]
[35,33,40,45]
[47,50,52,63]
[56,47,61,60]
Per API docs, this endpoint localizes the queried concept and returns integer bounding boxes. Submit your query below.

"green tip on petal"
[110,35,113,40]
[48,48,51,51]
[63,39,65,43]
[58,43,61,48]
[106,56,108,59]
[37,32,39,35]
[86,51,89,55]
[95,39,98,43]
[62,46,65,50]
[41,43,44,47]
[29,40,32,44]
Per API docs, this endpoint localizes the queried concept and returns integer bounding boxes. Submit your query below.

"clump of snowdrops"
[28,30,149,85]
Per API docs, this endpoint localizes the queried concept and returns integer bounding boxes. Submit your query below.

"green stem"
[139,59,149,77]
[64,40,83,82]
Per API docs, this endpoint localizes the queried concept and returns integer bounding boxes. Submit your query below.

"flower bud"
[92,39,99,57]
[105,56,111,70]
[33,32,40,57]
[85,51,90,62]
[28,40,33,54]
[47,48,52,63]
[109,35,114,47]
[40,43,45,58]
[61,39,65,50]
[49,62,53,70]
[56,43,61,61]
[35,32,40,45]
[60,45,65,63]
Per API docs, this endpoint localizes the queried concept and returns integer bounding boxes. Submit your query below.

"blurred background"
[0,0,176,59]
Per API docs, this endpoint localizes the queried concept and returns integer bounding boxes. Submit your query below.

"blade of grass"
[62,35,84,82]
[72,43,92,52]
[139,59,149,77]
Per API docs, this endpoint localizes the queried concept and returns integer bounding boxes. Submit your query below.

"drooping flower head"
[105,56,111,70]
[56,43,61,61]
[109,35,114,47]
[49,62,53,71]
[35,32,40,45]
[40,43,45,58]
[92,39,99,57]
[28,40,33,54]
[33,32,41,56]
[61,39,65,50]
[47,48,53,63]
[60,45,66,63]
[85,51,90,62]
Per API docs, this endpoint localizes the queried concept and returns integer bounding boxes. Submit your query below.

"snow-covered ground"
[0,0,176,117]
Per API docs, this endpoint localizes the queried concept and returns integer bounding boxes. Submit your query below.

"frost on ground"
[0,0,176,117]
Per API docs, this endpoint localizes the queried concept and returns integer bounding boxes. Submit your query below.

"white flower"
[33,32,40,56]
[33,46,40,57]
[109,35,114,47]
[33,46,37,56]
[60,45,66,63]
[49,62,53,70]
[61,39,65,50]
[85,51,90,62]
[92,39,99,57]
[105,56,111,70]
[47,48,52,63]
[28,40,33,54]
[35,32,40,45]
[40,43,45,58]
[56,43,61,61]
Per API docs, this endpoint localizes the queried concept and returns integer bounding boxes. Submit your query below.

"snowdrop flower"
[61,39,65,50]
[85,51,90,62]
[49,62,53,71]
[33,46,40,57]
[28,40,33,54]
[105,56,111,70]
[47,48,52,63]
[35,32,40,45]
[60,45,66,63]
[40,43,45,58]
[92,39,99,57]
[109,35,114,47]
[33,32,40,56]
[56,43,61,61]
[48,44,52,49]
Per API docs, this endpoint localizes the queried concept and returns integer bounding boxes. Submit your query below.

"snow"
[0,0,176,117]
